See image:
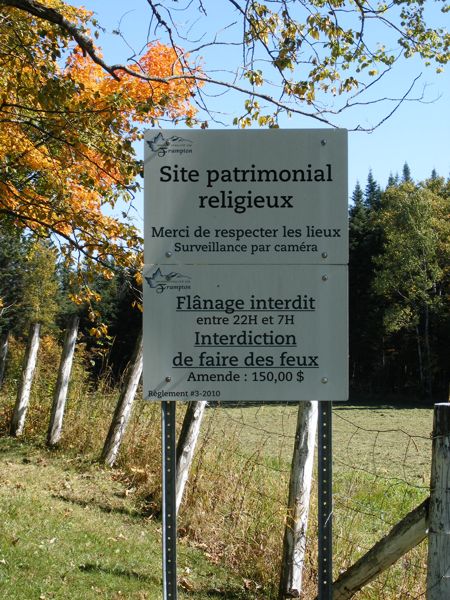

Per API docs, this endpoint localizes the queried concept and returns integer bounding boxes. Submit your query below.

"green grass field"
[191,402,433,598]
[0,438,246,600]
[206,402,433,483]
[0,399,435,599]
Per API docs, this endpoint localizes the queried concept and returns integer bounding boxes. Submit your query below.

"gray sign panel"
[143,264,348,402]
[144,129,348,265]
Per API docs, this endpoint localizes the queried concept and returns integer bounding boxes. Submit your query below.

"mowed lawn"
[0,438,245,600]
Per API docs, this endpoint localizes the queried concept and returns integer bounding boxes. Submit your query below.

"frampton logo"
[145,267,191,294]
[146,132,193,157]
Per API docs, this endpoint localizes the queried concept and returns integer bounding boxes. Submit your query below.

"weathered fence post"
[0,331,9,388]
[332,498,429,600]
[426,403,450,599]
[100,332,143,467]
[10,322,41,436]
[47,315,79,447]
[176,400,207,513]
[279,400,318,599]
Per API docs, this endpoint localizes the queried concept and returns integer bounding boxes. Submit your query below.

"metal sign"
[143,263,347,402]
[144,129,348,265]
[144,129,348,402]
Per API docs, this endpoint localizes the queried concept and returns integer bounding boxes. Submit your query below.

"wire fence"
[179,401,432,599]
[0,335,435,599]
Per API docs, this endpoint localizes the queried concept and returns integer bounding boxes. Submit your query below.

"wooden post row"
[279,401,318,599]
[47,315,80,446]
[0,331,9,388]
[175,400,207,513]
[10,322,41,436]
[101,332,143,466]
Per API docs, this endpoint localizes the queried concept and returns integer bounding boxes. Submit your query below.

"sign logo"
[146,133,193,157]
[145,267,191,293]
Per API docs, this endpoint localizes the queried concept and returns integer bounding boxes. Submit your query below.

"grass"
[191,402,432,598]
[0,338,436,598]
[203,402,433,484]
[0,438,247,600]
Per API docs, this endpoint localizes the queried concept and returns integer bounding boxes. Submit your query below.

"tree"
[1,0,450,131]
[373,183,449,396]
[0,1,199,294]
[402,162,413,183]
[387,173,399,188]
[17,239,61,334]
[0,217,27,333]
[1,0,449,314]
[348,179,384,389]
[365,170,382,210]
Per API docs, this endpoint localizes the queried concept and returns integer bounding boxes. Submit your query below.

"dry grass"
[0,338,434,598]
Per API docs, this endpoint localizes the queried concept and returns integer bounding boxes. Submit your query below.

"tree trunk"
[47,315,79,447]
[0,331,9,388]
[10,322,41,436]
[332,498,429,600]
[100,332,143,467]
[175,400,207,513]
[427,403,450,599]
[416,324,424,390]
[423,303,432,398]
[279,401,318,599]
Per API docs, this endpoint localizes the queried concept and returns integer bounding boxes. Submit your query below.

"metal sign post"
[143,129,347,600]
[318,401,333,600]
[161,400,178,600]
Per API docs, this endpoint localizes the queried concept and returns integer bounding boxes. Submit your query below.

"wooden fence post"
[100,332,143,467]
[10,322,41,436]
[426,403,450,599]
[0,331,9,388]
[279,400,318,599]
[47,315,79,447]
[175,400,207,514]
[332,498,429,600]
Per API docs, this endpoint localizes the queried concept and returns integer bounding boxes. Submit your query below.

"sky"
[72,0,450,197]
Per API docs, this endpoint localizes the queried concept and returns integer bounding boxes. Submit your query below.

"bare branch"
[1,0,448,132]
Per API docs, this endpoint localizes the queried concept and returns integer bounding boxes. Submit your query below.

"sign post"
[161,400,177,600]
[144,129,348,599]
[318,400,333,599]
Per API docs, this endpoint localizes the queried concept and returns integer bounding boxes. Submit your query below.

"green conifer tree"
[402,162,413,183]
[348,180,384,390]
[365,170,382,209]
[0,217,28,333]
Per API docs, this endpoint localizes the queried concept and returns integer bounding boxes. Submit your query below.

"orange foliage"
[0,2,199,278]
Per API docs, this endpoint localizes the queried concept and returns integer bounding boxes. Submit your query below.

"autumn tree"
[1,0,450,130]
[0,0,199,299]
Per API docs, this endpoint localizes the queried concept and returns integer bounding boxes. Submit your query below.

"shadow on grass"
[334,398,433,410]
[79,562,157,583]
[79,563,248,599]
[52,492,143,519]
[181,590,250,599]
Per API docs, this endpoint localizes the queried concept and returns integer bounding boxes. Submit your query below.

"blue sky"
[72,0,450,196]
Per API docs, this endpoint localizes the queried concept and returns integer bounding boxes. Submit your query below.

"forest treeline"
[0,163,449,399]
[349,165,449,399]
